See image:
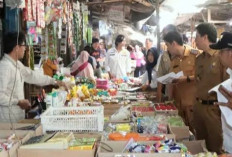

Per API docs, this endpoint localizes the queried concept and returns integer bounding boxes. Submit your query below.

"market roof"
[86,0,161,24]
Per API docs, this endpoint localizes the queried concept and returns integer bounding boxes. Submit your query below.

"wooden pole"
[156,0,160,53]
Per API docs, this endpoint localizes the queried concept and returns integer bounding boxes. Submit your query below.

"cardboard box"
[18,133,101,157]
[97,141,182,157]
[0,123,43,136]
[104,104,122,117]
[182,140,207,155]
[0,130,33,157]
[102,133,176,142]
[0,139,20,157]
[18,119,40,124]
[168,125,190,142]
[97,140,206,157]
[131,106,155,117]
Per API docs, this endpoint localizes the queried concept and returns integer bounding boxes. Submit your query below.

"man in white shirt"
[210,32,232,153]
[105,35,131,79]
[0,32,66,122]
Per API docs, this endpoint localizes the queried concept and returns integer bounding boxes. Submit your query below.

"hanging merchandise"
[5,7,20,33]
[67,1,74,47]
[45,0,63,25]
[5,0,25,9]
[36,0,45,28]
[41,28,48,55]
[82,3,89,45]
[29,46,34,70]
[26,21,37,45]
[23,0,32,21]
[47,23,57,58]
[62,0,68,24]
[87,27,92,45]
[31,0,36,21]
[60,23,67,54]
[73,1,80,52]
[58,18,62,39]
[23,0,45,28]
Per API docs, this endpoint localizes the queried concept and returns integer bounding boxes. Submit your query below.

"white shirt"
[105,48,131,79]
[0,54,56,122]
[221,68,232,153]
[140,69,157,89]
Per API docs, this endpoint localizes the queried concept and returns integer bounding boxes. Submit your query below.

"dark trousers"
[134,66,143,77]
[193,101,224,154]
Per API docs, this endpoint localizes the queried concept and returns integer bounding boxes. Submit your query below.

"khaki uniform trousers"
[193,101,224,154]
[173,82,196,128]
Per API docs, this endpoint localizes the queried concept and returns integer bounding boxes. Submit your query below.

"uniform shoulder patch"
[190,49,199,55]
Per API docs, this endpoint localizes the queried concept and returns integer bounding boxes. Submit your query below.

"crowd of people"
[0,22,232,154]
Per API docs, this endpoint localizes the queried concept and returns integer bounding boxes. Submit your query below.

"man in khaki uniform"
[194,23,228,154]
[163,31,198,126]
[157,24,178,102]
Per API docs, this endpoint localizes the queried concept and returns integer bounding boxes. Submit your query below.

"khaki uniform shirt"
[195,49,228,100]
[170,47,197,76]
[170,46,199,107]
[157,51,171,77]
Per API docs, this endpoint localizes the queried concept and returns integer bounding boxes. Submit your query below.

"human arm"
[105,50,114,79]
[156,55,165,102]
[172,75,195,84]
[20,62,68,90]
[156,82,163,102]
[88,64,96,84]
[126,52,132,77]
[214,85,232,110]
[20,61,56,86]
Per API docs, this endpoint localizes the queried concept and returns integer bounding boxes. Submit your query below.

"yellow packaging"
[116,124,131,132]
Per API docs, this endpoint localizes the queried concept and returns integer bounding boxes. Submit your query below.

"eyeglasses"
[19,43,27,47]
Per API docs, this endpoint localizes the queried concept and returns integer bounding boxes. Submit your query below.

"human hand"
[109,73,115,79]
[56,80,69,91]
[141,85,148,91]
[214,85,232,110]
[91,79,96,85]
[17,99,31,110]
[64,73,72,77]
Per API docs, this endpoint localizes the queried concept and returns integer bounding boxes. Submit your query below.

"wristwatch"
[187,76,191,83]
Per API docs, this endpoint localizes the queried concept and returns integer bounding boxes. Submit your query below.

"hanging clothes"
[5,7,20,33]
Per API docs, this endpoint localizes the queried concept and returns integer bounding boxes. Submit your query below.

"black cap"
[210,32,232,50]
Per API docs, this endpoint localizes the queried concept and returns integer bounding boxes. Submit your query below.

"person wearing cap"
[163,31,199,128]
[210,32,232,153]
[194,23,228,154]
[90,37,102,78]
[105,34,131,79]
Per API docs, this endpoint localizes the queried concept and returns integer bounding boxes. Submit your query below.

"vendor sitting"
[71,51,95,83]
[140,47,159,90]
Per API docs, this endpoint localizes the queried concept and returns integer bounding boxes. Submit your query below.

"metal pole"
[156,0,160,53]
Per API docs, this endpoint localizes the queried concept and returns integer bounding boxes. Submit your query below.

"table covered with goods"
[1,74,230,157]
